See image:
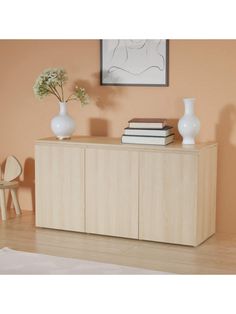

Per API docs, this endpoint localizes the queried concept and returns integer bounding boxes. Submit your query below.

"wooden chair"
[0,156,22,220]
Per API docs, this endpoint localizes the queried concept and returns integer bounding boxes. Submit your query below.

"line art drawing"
[101,40,168,86]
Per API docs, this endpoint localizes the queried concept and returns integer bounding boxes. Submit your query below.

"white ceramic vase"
[50,102,76,140]
[178,98,200,144]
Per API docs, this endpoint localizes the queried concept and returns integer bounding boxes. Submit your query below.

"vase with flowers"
[33,68,89,140]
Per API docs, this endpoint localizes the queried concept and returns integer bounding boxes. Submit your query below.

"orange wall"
[0,39,236,233]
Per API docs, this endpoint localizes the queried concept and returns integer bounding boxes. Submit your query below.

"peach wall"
[0,40,236,233]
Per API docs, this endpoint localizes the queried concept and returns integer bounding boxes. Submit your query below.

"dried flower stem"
[48,85,61,101]
[51,85,62,101]
[60,83,64,102]
[65,93,75,102]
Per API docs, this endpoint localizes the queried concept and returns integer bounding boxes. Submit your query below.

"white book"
[124,126,173,137]
[121,134,174,145]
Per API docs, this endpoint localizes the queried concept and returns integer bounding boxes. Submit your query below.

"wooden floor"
[1,211,236,274]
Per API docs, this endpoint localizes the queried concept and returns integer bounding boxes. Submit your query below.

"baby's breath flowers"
[33,68,89,106]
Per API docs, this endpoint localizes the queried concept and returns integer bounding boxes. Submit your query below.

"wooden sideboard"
[35,136,217,246]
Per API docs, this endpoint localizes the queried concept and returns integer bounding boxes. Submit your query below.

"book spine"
[129,123,165,129]
[121,135,174,145]
[124,130,171,136]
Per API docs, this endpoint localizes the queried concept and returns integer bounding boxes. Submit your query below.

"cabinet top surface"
[36,136,217,152]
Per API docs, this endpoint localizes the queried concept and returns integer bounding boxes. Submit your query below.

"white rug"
[0,247,167,275]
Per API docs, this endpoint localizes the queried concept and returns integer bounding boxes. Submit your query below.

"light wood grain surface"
[36,136,217,153]
[0,156,22,220]
[35,144,85,232]
[139,151,198,245]
[35,137,217,246]
[3,156,22,182]
[86,148,139,238]
[196,145,217,244]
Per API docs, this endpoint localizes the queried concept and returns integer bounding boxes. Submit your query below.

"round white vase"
[178,98,200,144]
[51,102,76,140]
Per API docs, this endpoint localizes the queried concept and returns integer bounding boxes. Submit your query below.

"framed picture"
[100,39,169,86]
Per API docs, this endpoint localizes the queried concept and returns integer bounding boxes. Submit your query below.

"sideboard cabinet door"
[35,144,85,232]
[85,148,139,239]
[139,152,198,245]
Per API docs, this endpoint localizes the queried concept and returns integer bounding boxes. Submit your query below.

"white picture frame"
[100,39,169,86]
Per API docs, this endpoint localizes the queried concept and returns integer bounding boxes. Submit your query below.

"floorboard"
[1,211,236,274]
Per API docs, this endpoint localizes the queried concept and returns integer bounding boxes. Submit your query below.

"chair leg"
[0,189,7,220]
[10,189,21,215]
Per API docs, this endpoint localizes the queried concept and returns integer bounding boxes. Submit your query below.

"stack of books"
[121,118,174,145]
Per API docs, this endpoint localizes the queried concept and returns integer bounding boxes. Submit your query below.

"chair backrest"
[4,156,22,182]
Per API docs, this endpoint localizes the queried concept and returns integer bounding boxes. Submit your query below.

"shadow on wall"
[0,160,5,179]
[20,158,35,212]
[74,72,125,110]
[89,118,110,137]
[166,119,181,141]
[215,104,236,231]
